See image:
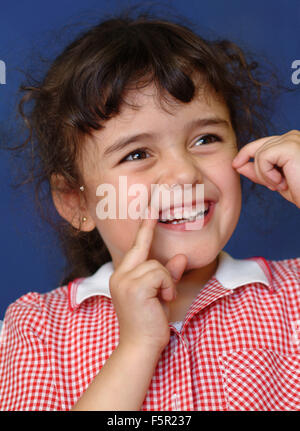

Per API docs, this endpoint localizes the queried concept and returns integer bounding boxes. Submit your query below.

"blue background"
[0,0,299,318]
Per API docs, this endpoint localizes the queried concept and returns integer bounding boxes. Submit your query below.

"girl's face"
[79,82,242,271]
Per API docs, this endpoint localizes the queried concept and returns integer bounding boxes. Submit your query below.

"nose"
[158,151,202,188]
[149,151,205,216]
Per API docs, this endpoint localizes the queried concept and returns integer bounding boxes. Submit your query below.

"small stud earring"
[79,185,85,192]
[82,216,87,222]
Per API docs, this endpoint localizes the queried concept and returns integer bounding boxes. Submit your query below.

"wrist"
[117,338,165,363]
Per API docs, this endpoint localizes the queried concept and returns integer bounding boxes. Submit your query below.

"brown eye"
[194,134,220,146]
[121,148,150,163]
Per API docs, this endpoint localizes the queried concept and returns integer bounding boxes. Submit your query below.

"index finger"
[232,135,280,168]
[118,204,159,271]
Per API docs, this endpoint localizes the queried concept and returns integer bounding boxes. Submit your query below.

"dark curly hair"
[2,4,294,286]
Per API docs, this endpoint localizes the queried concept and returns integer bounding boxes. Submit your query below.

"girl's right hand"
[109,208,187,354]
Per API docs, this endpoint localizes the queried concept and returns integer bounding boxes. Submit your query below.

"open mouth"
[158,201,212,225]
[159,208,209,224]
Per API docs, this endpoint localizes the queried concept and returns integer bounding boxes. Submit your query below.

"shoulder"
[266,256,300,280]
[0,286,69,411]
[5,284,69,310]
[263,255,300,297]
[279,256,300,276]
[1,285,69,339]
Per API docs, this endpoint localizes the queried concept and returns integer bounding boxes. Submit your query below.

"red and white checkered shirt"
[0,250,300,411]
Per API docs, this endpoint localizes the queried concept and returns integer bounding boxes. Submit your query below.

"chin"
[185,252,219,271]
[152,245,220,271]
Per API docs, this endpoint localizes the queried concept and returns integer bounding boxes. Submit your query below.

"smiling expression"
[78,80,242,271]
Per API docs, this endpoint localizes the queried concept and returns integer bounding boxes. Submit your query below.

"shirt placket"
[182,278,233,334]
[169,328,194,411]
[175,279,234,410]
[144,279,234,411]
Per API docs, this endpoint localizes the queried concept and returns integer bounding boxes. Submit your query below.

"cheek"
[206,151,240,188]
[222,169,242,219]
[198,145,238,180]
[95,217,139,258]
[210,158,242,211]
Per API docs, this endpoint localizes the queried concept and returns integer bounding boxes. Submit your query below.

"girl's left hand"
[232,130,300,209]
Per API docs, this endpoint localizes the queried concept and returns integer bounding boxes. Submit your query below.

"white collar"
[68,250,272,312]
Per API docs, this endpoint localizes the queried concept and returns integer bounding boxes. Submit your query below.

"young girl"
[0,9,299,411]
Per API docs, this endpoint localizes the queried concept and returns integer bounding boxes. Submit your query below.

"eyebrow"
[103,116,231,158]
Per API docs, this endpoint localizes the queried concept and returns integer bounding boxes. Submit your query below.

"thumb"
[165,254,188,283]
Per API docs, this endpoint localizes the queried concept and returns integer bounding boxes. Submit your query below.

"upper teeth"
[160,204,209,221]
[159,206,208,222]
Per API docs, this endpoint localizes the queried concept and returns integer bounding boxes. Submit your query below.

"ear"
[50,174,96,232]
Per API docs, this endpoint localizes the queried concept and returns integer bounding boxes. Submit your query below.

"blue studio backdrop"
[0,0,300,318]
